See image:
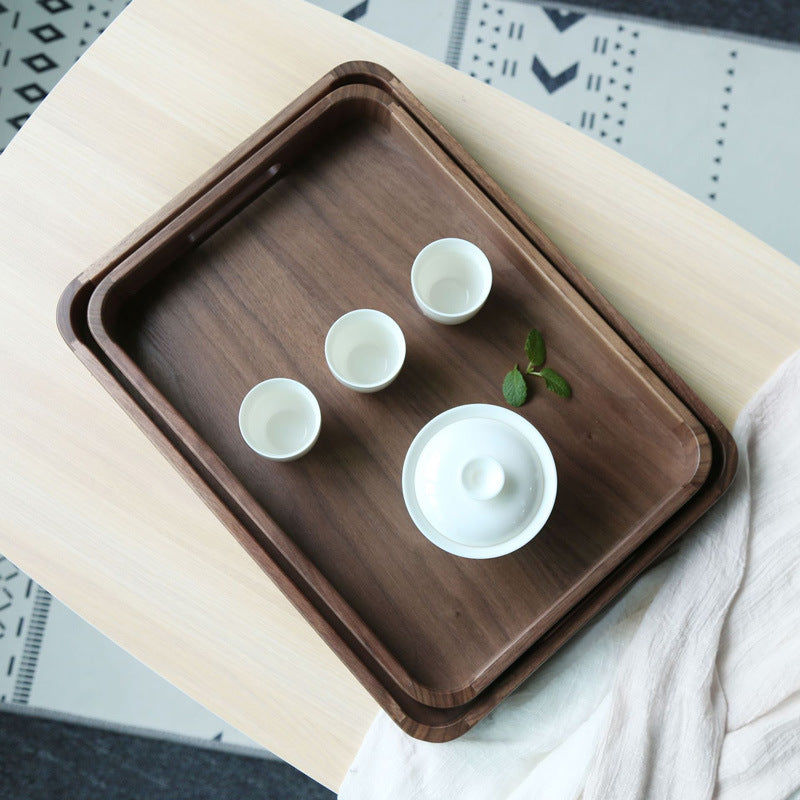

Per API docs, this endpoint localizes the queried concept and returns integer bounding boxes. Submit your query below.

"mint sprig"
[502,328,571,405]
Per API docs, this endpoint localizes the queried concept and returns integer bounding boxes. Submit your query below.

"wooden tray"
[58,62,736,740]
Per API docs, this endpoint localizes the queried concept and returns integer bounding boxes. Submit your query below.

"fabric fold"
[339,351,800,800]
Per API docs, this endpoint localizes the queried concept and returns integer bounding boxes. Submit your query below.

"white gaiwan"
[402,404,557,559]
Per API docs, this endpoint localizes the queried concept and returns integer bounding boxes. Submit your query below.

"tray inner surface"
[92,86,709,707]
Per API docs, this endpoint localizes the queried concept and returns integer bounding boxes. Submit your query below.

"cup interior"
[412,239,491,316]
[326,310,405,388]
[239,379,320,459]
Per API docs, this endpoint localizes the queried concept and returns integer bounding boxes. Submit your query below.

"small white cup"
[411,238,492,325]
[325,309,406,393]
[238,378,321,461]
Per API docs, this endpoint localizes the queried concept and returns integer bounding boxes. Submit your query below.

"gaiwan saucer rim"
[402,403,558,559]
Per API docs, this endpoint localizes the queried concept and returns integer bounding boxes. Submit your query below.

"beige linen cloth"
[339,351,800,800]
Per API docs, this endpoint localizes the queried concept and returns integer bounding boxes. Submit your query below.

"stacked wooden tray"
[58,62,737,741]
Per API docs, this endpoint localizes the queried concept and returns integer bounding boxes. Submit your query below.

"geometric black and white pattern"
[0,0,130,151]
[0,556,51,706]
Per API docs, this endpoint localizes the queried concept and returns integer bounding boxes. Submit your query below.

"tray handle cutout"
[187,162,283,247]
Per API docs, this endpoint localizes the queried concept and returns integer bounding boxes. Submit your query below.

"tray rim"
[86,77,712,705]
[56,61,737,741]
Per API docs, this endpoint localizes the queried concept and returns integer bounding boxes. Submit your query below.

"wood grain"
[63,66,732,737]
[1,0,797,786]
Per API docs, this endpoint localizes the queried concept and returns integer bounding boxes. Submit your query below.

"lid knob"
[461,456,505,501]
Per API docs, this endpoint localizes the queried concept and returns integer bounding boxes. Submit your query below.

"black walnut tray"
[58,62,737,741]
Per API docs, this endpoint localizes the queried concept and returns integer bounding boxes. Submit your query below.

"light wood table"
[1,0,798,791]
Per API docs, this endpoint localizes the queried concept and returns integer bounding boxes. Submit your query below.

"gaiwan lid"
[402,404,557,559]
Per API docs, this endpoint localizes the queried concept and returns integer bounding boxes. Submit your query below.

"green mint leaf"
[539,367,572,398]
[524,328,547,367]
[502,365,528,407]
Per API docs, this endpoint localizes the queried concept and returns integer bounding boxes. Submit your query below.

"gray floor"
[0,712,333,800]
[570,0,800,43]
[2,1,799,798]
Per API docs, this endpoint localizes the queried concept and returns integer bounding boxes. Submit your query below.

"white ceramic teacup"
[238,378,321,461]
[411,238,492,325]
[325,309,406,393]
